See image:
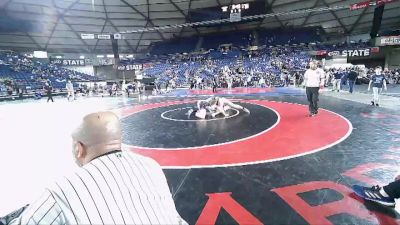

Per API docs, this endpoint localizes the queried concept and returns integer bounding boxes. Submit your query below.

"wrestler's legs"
[224,99,250,114]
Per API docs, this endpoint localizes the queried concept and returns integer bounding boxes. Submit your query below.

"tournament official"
[6,111,187,225]
[303,61,325,117]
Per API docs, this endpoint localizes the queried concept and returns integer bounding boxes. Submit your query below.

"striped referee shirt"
[10,151,187,225]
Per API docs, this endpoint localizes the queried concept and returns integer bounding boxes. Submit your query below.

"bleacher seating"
[0,52,99,96]
[142,45,311,87]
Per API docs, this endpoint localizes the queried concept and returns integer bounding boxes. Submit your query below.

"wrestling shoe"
[352,185,395,207]
[243,108,250,114]
[186,109,193,118]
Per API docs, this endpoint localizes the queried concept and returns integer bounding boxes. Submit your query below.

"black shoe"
[371,101,375,106]
[376,104,379,107]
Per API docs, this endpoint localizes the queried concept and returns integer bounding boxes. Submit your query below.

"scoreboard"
[189,0,266,25]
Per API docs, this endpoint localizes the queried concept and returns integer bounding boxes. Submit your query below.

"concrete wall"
[385,47,400,69]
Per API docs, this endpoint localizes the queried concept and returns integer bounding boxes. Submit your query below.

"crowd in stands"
[143,33,400,93]
[0,52,99,97]
[143,28,378,92]
[146,45,310,90]
[1,26,399,100]
[144,41,400,93]
[324,67,400,88]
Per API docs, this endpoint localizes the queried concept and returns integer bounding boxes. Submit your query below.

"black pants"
[212,85,217,93]
[306,87,319,114]
[47,93,54,102]
[384,179,400,199]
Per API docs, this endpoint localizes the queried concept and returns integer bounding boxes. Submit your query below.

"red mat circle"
[119,100,352,168]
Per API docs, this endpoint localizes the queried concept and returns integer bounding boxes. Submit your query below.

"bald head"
[72,111,122,166]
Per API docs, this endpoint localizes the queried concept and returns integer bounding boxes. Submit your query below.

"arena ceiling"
[0,0,399,54]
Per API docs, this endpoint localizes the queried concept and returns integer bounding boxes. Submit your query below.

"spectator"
[44,82,54,102]
[66,80,75,101]
[347,68,358,94]
[332,69,342,92]
[352,175,399,207]
[368,66,387,107]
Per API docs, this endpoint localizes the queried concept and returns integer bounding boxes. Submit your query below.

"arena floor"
[1,87,399,225]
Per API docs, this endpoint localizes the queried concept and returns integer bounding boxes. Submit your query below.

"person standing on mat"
[352,175,399,207]
[303,61,325,117]
[332,69,342,92]
[368,66,387,107]
[45,82,54,102]
[66,80,75,101]
[347,68,358,94]
[212,77,218,93]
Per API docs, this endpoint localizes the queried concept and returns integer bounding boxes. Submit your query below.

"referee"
[4,112,187,225]
[303,61,325,117]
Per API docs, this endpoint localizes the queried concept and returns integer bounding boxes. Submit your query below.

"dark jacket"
[348,71,358,81]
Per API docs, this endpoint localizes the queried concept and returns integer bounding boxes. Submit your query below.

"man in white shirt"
[259,77,266,88]
[316,63,326,87]
[5,111,187,225]
[303,61,325,117]
[66,80,74,101]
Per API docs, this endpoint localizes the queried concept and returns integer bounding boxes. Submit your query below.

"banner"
[370,47,380,53]
[380,36,400,45]
[50,59,86,66]
[327,49,371,57]
[97,34,111,40]
[350,1,372,10]
[97,58,114,66]
[377,0,398,5]
[315,50,327,56]
[81,33,95,39]
[350,0,398,10]
[142,63,154,69]
[117,64,143,71]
